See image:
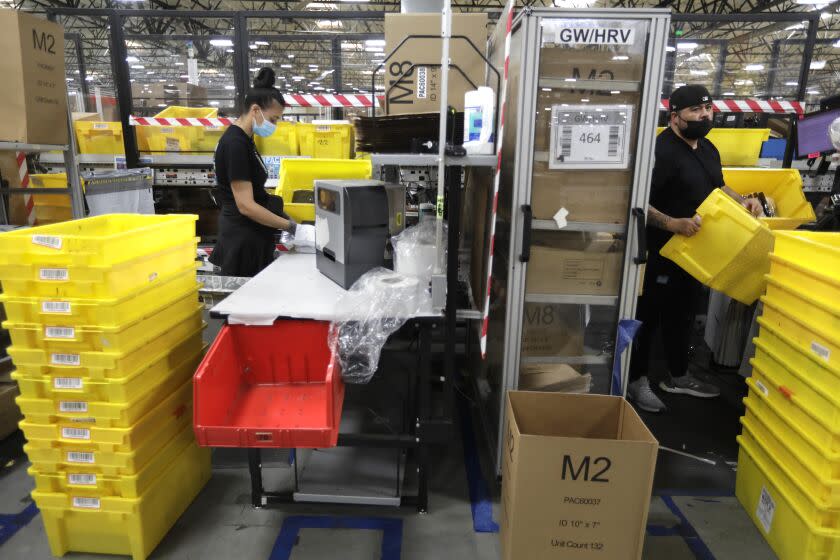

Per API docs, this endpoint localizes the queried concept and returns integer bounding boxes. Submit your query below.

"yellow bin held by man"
[660,188,774,305]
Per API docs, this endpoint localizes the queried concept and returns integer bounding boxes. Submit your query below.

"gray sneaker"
[628,376,666,413]
[660,374,720,398]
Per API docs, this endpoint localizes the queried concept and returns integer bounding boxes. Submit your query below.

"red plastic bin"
[193,320,344,448]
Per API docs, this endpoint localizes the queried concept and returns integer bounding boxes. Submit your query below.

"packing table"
[209,252,449,512]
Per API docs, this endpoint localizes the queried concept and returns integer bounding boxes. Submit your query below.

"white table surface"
[211,252,440,325]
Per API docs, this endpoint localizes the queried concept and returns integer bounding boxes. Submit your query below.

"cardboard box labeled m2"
[501,391,658,560]
[384,13,488,115]
[0,10,68,145]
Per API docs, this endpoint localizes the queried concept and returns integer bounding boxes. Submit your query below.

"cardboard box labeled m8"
[384,13,488,115]
[501,391,658,560]
[0,10,68,145]
[521,303,585,357]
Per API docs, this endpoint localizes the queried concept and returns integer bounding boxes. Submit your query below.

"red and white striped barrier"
[660,98,804,115]
[130,116,235,127]
[480,1,515,359]
[16,151,35,226]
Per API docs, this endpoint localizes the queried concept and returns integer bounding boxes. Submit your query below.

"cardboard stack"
[0,10,68,145]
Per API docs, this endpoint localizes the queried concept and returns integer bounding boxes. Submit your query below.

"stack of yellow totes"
[0,214,210,560]
[735,231,840,560]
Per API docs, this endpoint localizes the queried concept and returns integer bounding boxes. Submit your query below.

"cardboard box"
[132,83,209,108]
[521,303,585,357]
[384,13,488,114]
[501,391,658,560]
[0,10,67,145]
[531,162,631,223]
[526,233,624,296]
[520,363,591,392]
[0,382,21,440]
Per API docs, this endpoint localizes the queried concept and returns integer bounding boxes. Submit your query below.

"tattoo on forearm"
[647,206,671,231]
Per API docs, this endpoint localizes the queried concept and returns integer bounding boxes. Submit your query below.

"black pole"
[73,35,90,112]
[332,37,343,120]
[233,14,249,107]
[766,40,780,99]
[783,115,797,168]
[713,41,727,98]
[109,12,139,169]
[798,19,818,101]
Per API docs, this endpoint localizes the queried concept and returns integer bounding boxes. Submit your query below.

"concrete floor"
[0,314,781,560]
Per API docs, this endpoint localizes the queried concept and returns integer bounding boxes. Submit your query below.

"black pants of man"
[628,252,703,383]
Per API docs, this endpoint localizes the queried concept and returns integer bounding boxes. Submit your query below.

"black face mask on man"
[677,115,713,140]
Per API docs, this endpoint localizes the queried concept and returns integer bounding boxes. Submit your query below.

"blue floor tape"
[657,495,717,560]
[0,502,39,547]
[456,394,499,534]
[268,515,403,560]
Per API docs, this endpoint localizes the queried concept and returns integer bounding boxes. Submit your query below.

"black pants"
[629,253,703,384]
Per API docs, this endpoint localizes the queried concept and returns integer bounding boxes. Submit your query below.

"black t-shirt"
[214,125,270,227]
[648,127,724,252]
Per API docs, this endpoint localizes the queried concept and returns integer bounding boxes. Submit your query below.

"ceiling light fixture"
[785,81,799,86]
[126,56,139,63]
[676,42,698,50]
[811,60,827,69]
[255,41,269,46]
[209,39,234,47]
[365,39,386,47]
[689,70,709,75]
[745,63,764,71]
[612,55,629,61]
[131,64,144,69]
[224,85,235,90]
[281,64,293,69]
[723,92,735,96]
[256,58,274,64]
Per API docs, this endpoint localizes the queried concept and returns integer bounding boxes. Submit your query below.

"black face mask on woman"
[677,116,713,140]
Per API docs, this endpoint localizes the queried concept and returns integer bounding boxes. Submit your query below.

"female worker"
[210,67,314,276]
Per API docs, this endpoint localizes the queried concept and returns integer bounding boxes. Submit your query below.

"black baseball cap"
[669,85,712,113]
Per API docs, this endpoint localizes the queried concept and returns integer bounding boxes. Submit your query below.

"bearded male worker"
[627,85,764,413]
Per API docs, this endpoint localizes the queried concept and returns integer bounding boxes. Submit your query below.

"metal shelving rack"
[0,100,86,226]
[479,7,670,474]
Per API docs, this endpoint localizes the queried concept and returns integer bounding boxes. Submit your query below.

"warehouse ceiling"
[9,0,840,111]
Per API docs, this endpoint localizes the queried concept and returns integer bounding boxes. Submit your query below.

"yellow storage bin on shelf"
[33,435,210,560]
[0,267,198,328]
[29,425,198,500]
[9,324,204,382]
[736,436,840,560]
[660,188,773,305]
[15,349,201,429]
[255,121,298,155]
[135,106,219,153]
[74,121,125,155]
[275,158,372,223]
[20,378,193,452]
[657,127,771,166]
[298,121,354,159]
[0,242,198,299]
[29,173,75,225]
[722,168,815,230]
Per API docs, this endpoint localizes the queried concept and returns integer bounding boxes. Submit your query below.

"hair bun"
[253,67,276,89]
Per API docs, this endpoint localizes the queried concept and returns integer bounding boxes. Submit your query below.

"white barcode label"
[68,473,97,486]
[812,341,831,362]
[42,301,71,314]
[67,451,95,464]
[54,377,83,390]
[39,268,68,281]
[416,66,428,99]
[45,326,75,339]
[316,125,331,132]
[607,125,620,157]
[93,123,109,130]
[756,487,776,533]
[560,126,572,159]
[72,497,100,509]
[32,235,63,249]
[62,427,90,440]
[754,380,769,397]
[161,127,174,133]
[60,401,88,413]
[51,353,81,366]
